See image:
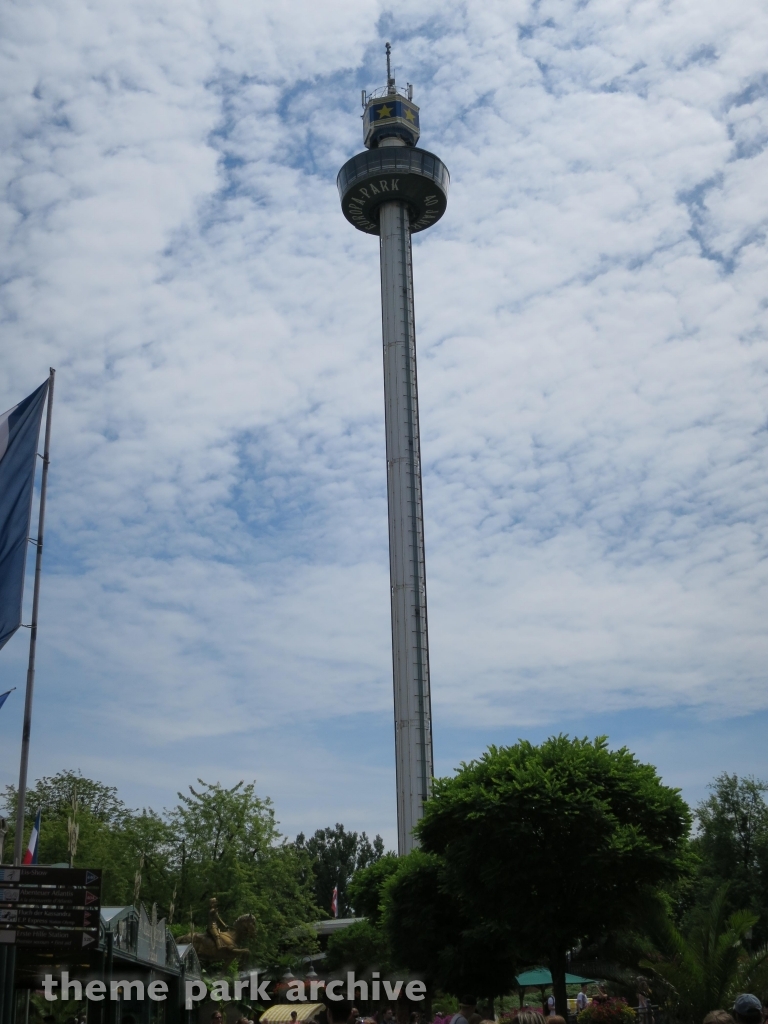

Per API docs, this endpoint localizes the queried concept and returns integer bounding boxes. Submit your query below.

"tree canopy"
[693,773,768,945]
[2,771,321,967]
[641,885,768,1023]
[417,736,691,1014]
[294,822,386,918]
[381,849,518,999]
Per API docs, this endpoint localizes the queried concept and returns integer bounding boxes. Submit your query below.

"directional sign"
[0,868,101,887]
[0,928,98,951]
[0,907,100,928]
[0,867,101,951]
[0,887,100,907]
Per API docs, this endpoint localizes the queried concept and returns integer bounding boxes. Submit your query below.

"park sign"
[0,866,101,951]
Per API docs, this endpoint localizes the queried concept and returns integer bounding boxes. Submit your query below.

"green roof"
[515,969,597,987]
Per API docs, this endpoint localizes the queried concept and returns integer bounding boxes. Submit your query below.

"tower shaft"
[338,46,448,855]
[379,199,433,855]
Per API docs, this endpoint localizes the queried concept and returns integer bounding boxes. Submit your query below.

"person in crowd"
[546,995,556,1017]
[733,996,763,1024]
[636,977,652,1024]
[290,1014,299,1024]
[451,997,478,1024]
[593,986,608,1004]
[348,1009,361,1024]
[703,1011,735,1024]
[381,1008,394,1024]
[576,985,589,1014]
[516,1014,545,1024]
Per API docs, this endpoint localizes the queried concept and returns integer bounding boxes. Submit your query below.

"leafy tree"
[2,771,174,909]
[382,849,518,1000]
[325,918,392,972]
[640,885,768,1023]
[418,736,692,1017]
[348,854,400,923]
[9,769,124,822]
[694,774,768,944]
[2,772,322,967]
[339,851,517,1002]
[295,823,386,918]
[169,779,320,966]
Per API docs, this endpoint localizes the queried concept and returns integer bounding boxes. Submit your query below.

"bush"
[578,999,637,1024]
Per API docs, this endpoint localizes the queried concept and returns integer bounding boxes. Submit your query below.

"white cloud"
[1,0,767,835]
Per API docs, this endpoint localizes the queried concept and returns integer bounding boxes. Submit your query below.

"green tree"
[418,736,691,1016]
[170,779,320,965]
[694,774,768,944]
[3,772,322,967]
[382,849,518,1001]
[348,854,400,923]
[295,823,386,918]
[339,851,517,1003]
[2,771,174,909]
[641,885,768,1023]
[325,918,392,973]
[7,769,124,821]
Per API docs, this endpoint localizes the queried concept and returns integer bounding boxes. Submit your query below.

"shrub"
[578,999,637,1024]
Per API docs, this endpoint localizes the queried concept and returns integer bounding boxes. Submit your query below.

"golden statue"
[178,899,257,963]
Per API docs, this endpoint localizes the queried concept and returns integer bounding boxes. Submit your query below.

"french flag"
[22,809,41,864]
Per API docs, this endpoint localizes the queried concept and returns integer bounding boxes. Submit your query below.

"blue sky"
[1,0,768,849]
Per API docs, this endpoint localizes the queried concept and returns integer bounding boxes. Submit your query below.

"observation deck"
[337,147,449,234]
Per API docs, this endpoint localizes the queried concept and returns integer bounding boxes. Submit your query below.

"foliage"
[381,849,518,998]
[2,771,174,908]
[29,995,86,1024]
[348,854,400,924]
[2,771,321,967]
[640,885,768,1024]
[342,849,517,998]
[325,918,392,972]
[10,769,125,822]
[577,1000,636,1024]
[295,822,386,918]
[170,779,321,966]
[693,774,768,945]
[417,736,692,1014]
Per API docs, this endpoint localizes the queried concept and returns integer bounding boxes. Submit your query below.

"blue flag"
[0,687,15,710]
[0,381,49,650]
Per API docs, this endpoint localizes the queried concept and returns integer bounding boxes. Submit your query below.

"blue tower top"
[362,43,421,149]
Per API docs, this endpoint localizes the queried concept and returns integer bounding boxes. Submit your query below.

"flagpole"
[13,368,55,865]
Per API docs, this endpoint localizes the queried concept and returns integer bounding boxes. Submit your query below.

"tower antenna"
[386,42,395,92]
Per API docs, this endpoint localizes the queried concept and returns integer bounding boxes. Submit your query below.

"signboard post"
[0,866,102,951]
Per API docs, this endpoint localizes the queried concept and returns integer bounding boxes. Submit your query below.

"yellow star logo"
[404,107,416,123]
[377,104,393,119]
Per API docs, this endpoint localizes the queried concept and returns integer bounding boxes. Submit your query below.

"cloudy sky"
[1,0,767,850]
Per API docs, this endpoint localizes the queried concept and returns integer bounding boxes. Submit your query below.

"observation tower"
[337,45,449,854]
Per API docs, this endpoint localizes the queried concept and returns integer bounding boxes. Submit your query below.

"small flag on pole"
[331,885,338,918]
[0,381,50,651]
[0,688,15,711]
[22,808,41,864]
